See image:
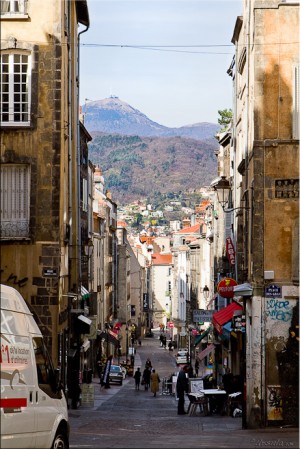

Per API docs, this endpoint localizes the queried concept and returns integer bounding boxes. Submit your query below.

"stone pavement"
[69,333,299,448]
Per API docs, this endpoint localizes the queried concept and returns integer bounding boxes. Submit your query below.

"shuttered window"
[293,65,300,139]
[0,52,31,126]
[0,164,30,238]
[0,0,27,14]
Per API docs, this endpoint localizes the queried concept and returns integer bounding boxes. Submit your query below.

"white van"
[0,284,69,449]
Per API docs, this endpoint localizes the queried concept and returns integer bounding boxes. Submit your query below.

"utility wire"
[81,43,234,54]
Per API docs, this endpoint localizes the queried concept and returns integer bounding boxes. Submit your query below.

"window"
[0,164,30,238]
[0,52,31,126]
[82,178,88,212]
[0,0,27,15]
[33,337,61,399]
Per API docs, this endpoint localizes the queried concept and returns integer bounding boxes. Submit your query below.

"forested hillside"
[88,133,218,205]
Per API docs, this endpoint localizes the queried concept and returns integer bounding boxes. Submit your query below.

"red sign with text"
[217,277,237,299]
[226,237,236,266]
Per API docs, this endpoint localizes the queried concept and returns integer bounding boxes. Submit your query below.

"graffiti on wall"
[0,269,28,288]
[266,299,293,322]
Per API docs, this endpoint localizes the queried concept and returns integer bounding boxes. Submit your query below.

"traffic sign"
[168,321,174,328]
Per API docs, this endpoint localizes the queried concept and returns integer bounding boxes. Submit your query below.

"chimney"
[182,217,191,228]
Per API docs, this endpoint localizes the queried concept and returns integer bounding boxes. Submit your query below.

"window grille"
[0,164,30,238]
[0,52,31,126]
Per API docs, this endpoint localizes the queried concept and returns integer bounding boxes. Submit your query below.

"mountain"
[82,97,220,140]
[88,133,218,206]
[83,97,220,206]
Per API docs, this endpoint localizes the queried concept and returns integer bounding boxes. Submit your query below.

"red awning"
[212,302,243,334]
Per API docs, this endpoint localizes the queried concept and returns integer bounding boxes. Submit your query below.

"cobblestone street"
[69,334,299,448]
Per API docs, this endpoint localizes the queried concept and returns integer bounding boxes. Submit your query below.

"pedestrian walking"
[176,365,189,415]
[159,334,163,347]
[168,341,173,351]
[145,358,152,369]
[133,367,142,390]
[150,369,160,397]
[142,367,151,391]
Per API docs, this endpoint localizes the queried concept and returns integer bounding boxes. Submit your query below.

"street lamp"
[203,285,210,304]
[211,176,249,213]
[84,239,94,282]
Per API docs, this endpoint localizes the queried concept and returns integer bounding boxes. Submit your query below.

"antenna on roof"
[109,88,118,99]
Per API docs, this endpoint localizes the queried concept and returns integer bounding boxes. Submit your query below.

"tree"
[217,108,232,131]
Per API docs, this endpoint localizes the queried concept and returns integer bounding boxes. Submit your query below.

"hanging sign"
[143,293,149,312]
[217,278,237,299]
[198,343,215,361]
[226,237,236,266]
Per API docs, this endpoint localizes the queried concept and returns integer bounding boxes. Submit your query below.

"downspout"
[77,22,89,297]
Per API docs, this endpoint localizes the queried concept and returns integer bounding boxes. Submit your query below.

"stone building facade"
[0,0,90,395]
[221,0,299,428]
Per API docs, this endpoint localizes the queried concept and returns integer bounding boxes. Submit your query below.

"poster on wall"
[267,385,283,421]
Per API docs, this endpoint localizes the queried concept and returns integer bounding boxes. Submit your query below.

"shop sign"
[232,314,246,332]
[143,293,149,311]
[217,278,237,298]
[226,237,235,266]
[265,284,281,298]
[193,309,215,323]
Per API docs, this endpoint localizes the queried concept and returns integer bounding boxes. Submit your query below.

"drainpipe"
[77,22,89,296]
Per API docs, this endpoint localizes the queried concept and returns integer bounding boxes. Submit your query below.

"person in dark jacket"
[176,365,189,414]
[142,367,151,391]
[133,367,142,390]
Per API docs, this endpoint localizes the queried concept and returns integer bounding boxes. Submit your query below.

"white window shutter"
[224,210,233,241]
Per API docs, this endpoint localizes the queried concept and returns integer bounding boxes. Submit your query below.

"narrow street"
[69,333,298,448]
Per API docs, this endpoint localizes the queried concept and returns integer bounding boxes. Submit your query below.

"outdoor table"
[199,389,227,414]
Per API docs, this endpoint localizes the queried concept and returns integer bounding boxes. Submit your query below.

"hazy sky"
[80,0,243,128]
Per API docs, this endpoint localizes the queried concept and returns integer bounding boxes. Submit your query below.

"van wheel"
[52,431,69,449]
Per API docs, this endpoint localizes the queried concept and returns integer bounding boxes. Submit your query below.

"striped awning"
[81,285,90,299]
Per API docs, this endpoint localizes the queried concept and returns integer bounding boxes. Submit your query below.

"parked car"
[175,349,188,365]
[109,365,123,385]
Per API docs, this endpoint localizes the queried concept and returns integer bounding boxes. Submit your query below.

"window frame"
[0,164,31,239]
[0,50,32,127]
[0,0,28,18]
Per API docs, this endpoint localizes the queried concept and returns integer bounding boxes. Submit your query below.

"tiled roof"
[151,253,172,265]
[176,223,201,234]
[117,221,127,228]
[140,236,155,245]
